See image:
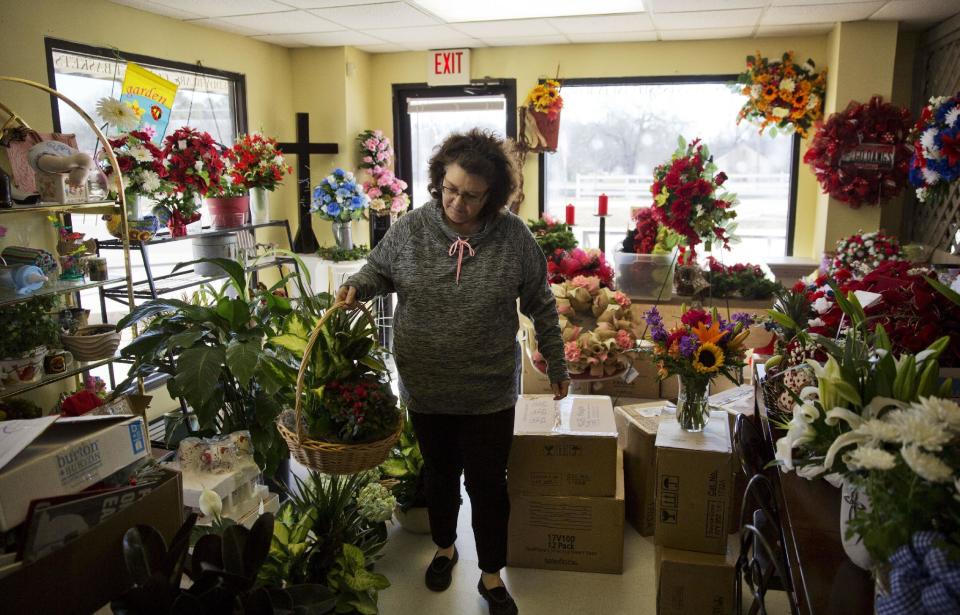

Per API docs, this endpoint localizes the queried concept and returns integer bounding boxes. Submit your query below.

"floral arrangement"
[524,79,563,120]
[364,168,409,217]
[539,276,640,377]
[96,97,140,132]
[310,168,369,222]
[703,257,780,299]
[527,215,578,256]
[308,372,399,443]
[732,51,826,138]
[644,306,754,384]
[58,376,108,417]
[357,129,394,170]
[101,130,166,198]
[546,247,614,288]
[620,207,681,255]
[157,127,225,226]
[803,97,914,209]
[225,133,291,191]
[649,137,738,264]
[909,93,960,203]
[830,230,903,278]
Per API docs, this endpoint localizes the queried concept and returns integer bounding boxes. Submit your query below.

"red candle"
[598,193,608,216]
[565,203,575,225]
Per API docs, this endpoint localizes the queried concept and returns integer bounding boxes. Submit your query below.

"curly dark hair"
[427,128,519,219]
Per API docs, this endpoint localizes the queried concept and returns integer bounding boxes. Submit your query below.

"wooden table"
[754,365,874,615]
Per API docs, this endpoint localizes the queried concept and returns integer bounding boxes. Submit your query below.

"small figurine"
[28,140,95,204]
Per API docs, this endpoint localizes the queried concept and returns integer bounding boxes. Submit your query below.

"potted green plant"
[116,256,297,475]
[0,296,59,386]
[379,410,428,534]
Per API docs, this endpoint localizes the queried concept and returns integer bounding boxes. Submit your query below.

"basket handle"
[293,300,378,441]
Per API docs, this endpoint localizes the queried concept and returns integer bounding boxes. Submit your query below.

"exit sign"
[427,48,470,86]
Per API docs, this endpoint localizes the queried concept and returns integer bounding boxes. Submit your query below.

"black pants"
[409,406,515,573]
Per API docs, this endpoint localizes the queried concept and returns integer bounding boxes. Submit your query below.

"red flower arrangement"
[546,247,614,288]
[808,261,960,366]
[312,372,399,443]
[226,133,291,192]
[101,130,166,197]
[830,230,902,278]
[624,207,659,254]
[650,137,737,264]
[803,96,914,209]
[157,127,226,231]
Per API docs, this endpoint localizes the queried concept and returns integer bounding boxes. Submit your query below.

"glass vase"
[676,374,711,432]
[250,186,270,224]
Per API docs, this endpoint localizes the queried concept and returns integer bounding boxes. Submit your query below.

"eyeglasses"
[441,183,486,207]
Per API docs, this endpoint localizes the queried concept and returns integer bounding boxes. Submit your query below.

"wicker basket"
[276,301,401,475]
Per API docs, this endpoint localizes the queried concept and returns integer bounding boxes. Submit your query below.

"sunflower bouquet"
[732,50,827,138]
[644,306,753,430]
[524,79,563,120]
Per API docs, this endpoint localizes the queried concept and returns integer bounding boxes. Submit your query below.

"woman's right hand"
[336,285,358,306]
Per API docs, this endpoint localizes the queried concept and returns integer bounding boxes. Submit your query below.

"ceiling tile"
[647,0,766,12]
[108,0,205,19]
[770,0,875,4]
[762,2,884,25]
[547,13,655,33]
[363,24,472,43]
[276,0,380,7]
[149,0,292,18]
[403,38,487,50]
[184,17,264,35]
[450,19,561,38]
[220,10,344,34]
[655,7,761,29]
[478,34,571,46]
[409,0,646,22]
[354,42,412,52]
[310,2,439,29]
[870,0,960,23]
[286,30,388,45]
[755,22,834,36]
[249,34,311,47]
[566,31,659,42]
[660,26,754,39]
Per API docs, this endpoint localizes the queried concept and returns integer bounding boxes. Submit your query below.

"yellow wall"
[367,36,830,256]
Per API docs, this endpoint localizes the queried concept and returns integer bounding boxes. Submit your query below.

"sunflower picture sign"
[732,51,826,138]
[119,63,178,144]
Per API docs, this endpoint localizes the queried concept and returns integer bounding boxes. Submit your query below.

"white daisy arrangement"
[96,97,140,132]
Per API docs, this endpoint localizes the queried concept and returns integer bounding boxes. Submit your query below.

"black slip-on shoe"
[424,548,458,591]
[477,578,519,615]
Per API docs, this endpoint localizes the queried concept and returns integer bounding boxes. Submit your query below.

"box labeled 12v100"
[0,416,149,531]
[508,450,624,574]
[509,394,618,497]
[654,411,732,555]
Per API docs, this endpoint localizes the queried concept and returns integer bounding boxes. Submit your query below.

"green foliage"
[0,295,60,358]
[379,410,425,511]
[260,471,389,614]
[317,245,371,263]
[703,259,781,300]
[526,217,577,256]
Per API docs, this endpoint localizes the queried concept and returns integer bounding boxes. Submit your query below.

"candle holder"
[594,213,609,252]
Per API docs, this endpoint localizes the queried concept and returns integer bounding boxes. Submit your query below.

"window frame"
[391,79,518,199]
[536,74,801,256]
[44,37,248,137]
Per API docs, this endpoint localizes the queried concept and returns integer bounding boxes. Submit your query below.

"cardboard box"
[509,395,618,497]
[590,353,661,400]
[655,411,732,555]
[508,450,624,574]
[0,468,183,615]
[614,402,664,536]
[0,416,150,531]
[656,535,738,615]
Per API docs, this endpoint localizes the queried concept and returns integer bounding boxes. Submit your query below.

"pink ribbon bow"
[448,236,475,285]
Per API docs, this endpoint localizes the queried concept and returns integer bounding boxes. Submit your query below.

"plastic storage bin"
[614,249,676,300]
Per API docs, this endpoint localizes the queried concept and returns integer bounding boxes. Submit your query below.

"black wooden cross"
[278,112,338,253]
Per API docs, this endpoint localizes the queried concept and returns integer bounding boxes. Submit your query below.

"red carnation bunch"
[650,137,737,264]
[226,133,291,192]
[631,207,659,254]
[803,96,913,208]
[547,247,614,288]
[161,126,225,198]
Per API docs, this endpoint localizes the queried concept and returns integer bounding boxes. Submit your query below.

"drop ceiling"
[107,0,960,52]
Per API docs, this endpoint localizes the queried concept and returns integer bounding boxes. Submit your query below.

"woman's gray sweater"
[345,200,568,415]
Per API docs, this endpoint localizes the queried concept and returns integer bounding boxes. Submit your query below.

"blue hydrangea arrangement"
[310,168,369,222]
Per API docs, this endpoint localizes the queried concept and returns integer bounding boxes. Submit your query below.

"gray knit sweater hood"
[345,200,568,415]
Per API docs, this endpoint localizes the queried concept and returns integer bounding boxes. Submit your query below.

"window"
[393,81,516,209]
[542,78,798,261]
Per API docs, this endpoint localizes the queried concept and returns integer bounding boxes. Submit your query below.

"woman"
[337,129,569,615]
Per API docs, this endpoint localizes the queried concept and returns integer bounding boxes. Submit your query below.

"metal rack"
[0,76,137,400]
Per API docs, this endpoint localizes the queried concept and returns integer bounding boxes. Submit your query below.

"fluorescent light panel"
[412,0,644,22]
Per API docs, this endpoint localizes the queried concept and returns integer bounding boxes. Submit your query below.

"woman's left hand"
[552,379,570,400]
